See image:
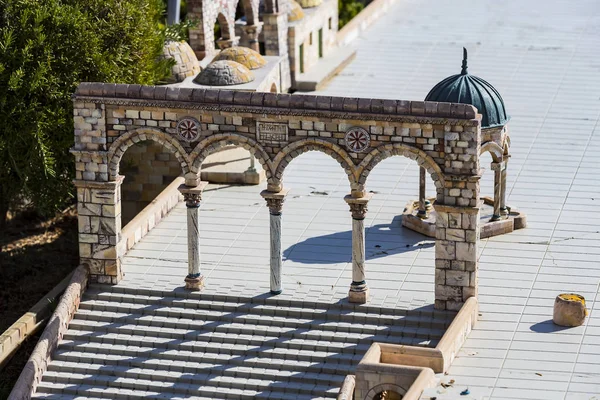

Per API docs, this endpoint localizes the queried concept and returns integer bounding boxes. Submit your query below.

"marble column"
[242,24,263,53]
[417,166,428,219]
[345,193,373,304]
[490,162,502,221]
[500,160,509,218]
[261,189,289,295]
[179,182,208,291]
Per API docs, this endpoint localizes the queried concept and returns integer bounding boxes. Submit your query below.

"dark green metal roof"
[425,48,509,128]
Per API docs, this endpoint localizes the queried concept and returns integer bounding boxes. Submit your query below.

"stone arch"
[107,128,192,181]
[357,144,446,192]
[364,383,408,400]
[216,12,233,42]
[190,133,274,179]
[480,141,503,163]
[241,0,260,26]
[272,138,357,188]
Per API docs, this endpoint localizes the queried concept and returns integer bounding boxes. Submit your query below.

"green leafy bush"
[339,0,369,29]
[0,0,172,225]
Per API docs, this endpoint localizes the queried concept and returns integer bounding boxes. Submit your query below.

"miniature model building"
[187,0,355,91]
[402,49,526,239]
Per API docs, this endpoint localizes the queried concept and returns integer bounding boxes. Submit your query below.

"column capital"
[242,22,263,37]
[178,182,208,208]
[261,188,289,215]
[73,175,124,188]
[344,193,373,220]
[216,37,240,50]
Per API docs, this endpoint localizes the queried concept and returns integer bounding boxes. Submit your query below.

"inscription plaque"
[257,121,288,143]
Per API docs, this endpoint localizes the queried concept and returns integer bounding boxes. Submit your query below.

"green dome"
[425,48,509,129]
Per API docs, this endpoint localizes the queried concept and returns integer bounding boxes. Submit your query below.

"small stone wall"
[120,140,182,225]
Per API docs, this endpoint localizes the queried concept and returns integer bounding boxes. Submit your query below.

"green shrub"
[0,0,172,225]
[339,0,368,29]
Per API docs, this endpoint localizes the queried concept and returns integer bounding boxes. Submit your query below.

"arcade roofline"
[73,82,481,126]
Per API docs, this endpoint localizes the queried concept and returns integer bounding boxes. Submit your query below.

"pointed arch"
[357,143,446,190]
[190,133,274,180]
[272,138,357,188]
[107,128,192,181]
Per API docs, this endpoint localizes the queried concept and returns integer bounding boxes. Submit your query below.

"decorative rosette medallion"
[177,117,201,142]
[344,127,370,153]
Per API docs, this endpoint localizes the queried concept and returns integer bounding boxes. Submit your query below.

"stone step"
[56,339,359,376]
[83,287,453,325]
[35,285,450,399]
[70,313,378,354]
[60,328,365,365]
[51,352,346,386]
[73,307,444,345]
[88,285,452,320]
[41,371,338,399]
[47,360,345,394]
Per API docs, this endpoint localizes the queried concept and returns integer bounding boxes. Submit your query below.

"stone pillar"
[418,166,428,219]
[434,204,480,311]
[74,177,124,284]
[178,182,208,291]
[500,159,509,218]
[262,11,291,91]
[345,193,373,304]
[242,23,263,53]
[261,189,289,294]
[490,162,502,221]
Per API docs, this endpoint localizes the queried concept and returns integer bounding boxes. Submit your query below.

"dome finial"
[461,47,468,75]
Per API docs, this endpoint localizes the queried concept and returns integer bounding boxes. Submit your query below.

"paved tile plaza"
[121,0,600,398]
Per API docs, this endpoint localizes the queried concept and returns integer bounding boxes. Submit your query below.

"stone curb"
[0,271,74,371]
[337,375,356,400]
[337,0,399,47]
[73,83,478,120]
[8,265,89,400]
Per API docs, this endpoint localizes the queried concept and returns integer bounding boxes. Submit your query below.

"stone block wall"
[73,178,122,284]
[72,83,482,309]
[434,205,480,311]
[119,141,182,225]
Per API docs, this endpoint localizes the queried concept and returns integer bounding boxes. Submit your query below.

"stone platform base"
[402,196,526,239]
[200,146,266,185]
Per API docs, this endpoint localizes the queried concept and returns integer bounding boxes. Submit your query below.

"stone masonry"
[72,82,482,310]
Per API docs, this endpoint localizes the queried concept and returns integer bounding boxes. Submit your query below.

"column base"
[270,289,282,295]
[349,282,369,304]
[184,275,205,291]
